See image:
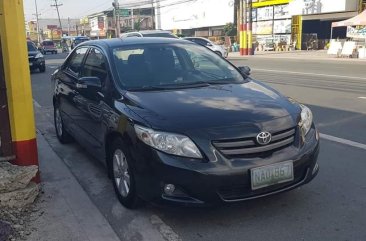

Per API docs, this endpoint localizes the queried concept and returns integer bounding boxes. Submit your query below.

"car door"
[75,47,110,158]
[55,46,89,142]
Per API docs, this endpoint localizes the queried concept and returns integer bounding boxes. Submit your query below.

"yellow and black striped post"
[0,1,39,181]
[247,0,253,55]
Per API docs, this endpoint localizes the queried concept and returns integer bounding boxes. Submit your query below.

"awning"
[332,10,366,27]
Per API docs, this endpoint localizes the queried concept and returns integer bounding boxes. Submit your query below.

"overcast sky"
[23,0,152,20]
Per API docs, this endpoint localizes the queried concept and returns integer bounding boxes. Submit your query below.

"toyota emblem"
[256,131,272,145]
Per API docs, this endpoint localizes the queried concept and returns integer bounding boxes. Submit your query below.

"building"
[87,7,154,38]
[26,18,85,42]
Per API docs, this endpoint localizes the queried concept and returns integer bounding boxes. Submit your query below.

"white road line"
[320,133,366,150]
[33,99,41,108]
[252,68,366,81]
[358,97,366,99]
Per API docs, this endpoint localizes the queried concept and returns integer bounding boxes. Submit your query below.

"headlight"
[35,53,44,58]
[299,104,313,137]
[134,125,202,159]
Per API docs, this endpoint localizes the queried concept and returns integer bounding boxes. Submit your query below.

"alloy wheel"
[113,149,131,197]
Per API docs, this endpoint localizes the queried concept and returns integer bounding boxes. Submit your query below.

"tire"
[108,138,142,209]
[39,65,46,73]
[54,105,73,144]
[215,51,223,57]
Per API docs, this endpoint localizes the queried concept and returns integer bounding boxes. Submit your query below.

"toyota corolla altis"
[52,38,319,208]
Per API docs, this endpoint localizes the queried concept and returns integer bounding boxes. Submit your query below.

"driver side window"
[64,47,88,76]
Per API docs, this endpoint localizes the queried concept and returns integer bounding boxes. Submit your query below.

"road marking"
[33,99,41,108]
[320,133,366,150]
[358,97,366,99]
[252,68,366,81]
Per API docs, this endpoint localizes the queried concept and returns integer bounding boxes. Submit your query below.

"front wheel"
[54,105,73,143]
[109,138,142,209]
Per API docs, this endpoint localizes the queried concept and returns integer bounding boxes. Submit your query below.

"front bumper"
[131,128,320,206]
[29,58,45,69]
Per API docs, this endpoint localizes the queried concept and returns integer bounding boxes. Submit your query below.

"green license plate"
[251,161,294,190]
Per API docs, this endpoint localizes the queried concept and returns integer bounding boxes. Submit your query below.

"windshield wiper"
[127,82,210,91]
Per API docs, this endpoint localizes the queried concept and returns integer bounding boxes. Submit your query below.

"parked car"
[27,41,45,72]
[120,30,178,38]
[52,38,319,209]
[40,40,57,54]
[184,37,228,58]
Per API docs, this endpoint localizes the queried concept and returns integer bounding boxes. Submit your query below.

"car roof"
[126,30,173,34]
[78,37,193,49]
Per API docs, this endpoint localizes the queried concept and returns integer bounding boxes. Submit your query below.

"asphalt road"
[31,53,366,241]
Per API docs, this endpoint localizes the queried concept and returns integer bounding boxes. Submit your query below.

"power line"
[51,0,63,29]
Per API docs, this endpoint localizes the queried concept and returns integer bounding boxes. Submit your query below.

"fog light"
[164,184,175,195]
[312,163,319,175]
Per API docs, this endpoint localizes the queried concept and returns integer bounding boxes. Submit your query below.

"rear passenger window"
[65,47,88,76]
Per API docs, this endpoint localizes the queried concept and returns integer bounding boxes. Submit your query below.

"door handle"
[76,83,87,89]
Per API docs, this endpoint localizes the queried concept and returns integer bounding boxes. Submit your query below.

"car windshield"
[113,43,245,91]
[74,38,88,45]
[27,42,37,52]
[43,41,54,46]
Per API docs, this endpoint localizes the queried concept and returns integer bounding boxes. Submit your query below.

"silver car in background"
[183,37,228,58]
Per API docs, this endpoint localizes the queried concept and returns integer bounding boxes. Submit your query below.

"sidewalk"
[228,50,366,61]
[27,132,120,241]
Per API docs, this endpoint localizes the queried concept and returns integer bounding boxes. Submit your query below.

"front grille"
[212,127,296,158]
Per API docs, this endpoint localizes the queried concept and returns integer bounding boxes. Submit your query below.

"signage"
[347,26,366,39]
[253,20,273,34]
[47,25,58,29]
[257,6,273,21]
[274,4,290,19]
[118,9,130,17]
[289,0,358,16]
[273,19,291,33]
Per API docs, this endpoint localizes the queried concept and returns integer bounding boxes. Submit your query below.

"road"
[31,53,366,241]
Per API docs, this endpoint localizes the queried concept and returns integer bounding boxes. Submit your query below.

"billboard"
[160,0,234,30]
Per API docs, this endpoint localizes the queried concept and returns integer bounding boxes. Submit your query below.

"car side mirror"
[206,42,213,47]
[238,66,251,76]
[76,76,102,90]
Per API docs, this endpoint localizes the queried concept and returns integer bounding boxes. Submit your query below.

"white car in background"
[183,37,228,58]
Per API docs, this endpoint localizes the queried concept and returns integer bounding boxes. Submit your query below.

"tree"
[224,22,237,36]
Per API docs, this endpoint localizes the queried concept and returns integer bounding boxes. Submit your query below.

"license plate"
[251,161,294,190]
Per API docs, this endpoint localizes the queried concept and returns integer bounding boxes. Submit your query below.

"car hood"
[124,81,300,133]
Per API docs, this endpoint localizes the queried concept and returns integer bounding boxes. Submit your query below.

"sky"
[23,0,153,21]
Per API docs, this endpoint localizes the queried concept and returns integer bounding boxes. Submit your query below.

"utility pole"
[131,8,134,30]
[156,0,161,29]
[151,0,155,29]
[247,0,252,55]
[33,0,41,44]
[241,0,248,55]
[113,0,120,37]
[51,0,63,31]
[67,17,70,36]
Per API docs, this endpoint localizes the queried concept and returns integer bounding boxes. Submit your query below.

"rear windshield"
[27,42,37,52]
[42,41,54,46]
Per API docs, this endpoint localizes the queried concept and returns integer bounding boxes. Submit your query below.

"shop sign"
[347,26,366,39]
[274,4,290,19]
[47,25,58,30]
[253,20,273,34]
[118,9,130,17]
[289,0,358,16]
[273,19,291,33]
[257,6,273,21]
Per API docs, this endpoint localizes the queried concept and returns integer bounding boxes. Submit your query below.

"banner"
[289,0,358,16]
[257,6,273,21]
[253,21,273,34]
[347,26,366,39]
[274,4,290,19]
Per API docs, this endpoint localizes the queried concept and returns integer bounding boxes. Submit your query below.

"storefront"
[289,0,360,49]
